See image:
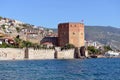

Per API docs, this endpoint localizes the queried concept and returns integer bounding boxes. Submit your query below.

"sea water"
[0,58,120,80]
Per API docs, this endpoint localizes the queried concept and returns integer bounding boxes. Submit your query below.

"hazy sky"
[0,0,119,28]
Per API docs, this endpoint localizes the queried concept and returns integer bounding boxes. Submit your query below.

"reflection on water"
[0,58,120,80]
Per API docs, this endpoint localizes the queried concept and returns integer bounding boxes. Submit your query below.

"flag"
[81,20,84,23]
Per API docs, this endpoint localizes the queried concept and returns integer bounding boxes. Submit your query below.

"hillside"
[0,16,56,43]
[85,26,120,50]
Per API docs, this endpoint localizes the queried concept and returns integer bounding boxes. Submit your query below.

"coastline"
[0,56,120,61]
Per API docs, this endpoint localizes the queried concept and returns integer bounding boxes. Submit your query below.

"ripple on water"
[0,58,120,80]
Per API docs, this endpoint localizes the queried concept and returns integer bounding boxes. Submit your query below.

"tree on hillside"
[1,24,6,30]
[14,36,22,48]
[16,27,20,32]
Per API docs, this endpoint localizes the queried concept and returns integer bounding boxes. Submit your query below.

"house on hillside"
[0,37,15,45]
[85,40,104,49]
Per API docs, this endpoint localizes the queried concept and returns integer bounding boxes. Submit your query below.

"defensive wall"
[0,48,85,60]
[0,48,24,60]
[28,48,55,60]
[55,49,75,59]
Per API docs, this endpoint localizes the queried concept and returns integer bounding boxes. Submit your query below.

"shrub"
[1,24,6,30]
[16,27,20,32]
[104,46,112,52]
[87,46,100,55]
[61,44,75,50]
[0,42,8,48]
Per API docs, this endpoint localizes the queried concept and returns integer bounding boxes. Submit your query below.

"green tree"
[87,46,100,55]
[24,41,32,47]
[14,35,26,48]
[1,24,6,30]
[16,27,20,32]
[61,44,75,50]
[104,46,112,52]
[0,42,8,48]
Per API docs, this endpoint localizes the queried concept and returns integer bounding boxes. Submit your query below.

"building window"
[73,32,75,35]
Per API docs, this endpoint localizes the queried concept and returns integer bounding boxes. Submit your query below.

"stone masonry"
[58,22,85,47]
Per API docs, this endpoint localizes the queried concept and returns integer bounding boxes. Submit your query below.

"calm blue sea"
[0,58,120,80]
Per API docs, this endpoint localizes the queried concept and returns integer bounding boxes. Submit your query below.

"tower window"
[73,32,75,35]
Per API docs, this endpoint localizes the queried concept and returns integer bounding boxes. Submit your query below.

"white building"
[85,40,104,49]
[104,51,120,57]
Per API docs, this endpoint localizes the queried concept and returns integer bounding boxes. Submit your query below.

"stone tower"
[58,22,84,47]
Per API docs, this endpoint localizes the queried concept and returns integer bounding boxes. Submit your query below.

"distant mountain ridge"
[85,26,120,50]
[51,26,120,50]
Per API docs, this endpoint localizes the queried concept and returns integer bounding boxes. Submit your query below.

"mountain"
[51,26,120,50]
[85,26,120,50]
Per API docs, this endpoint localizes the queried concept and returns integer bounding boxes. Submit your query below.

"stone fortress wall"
[0,48,24,60]
[56,49,75,59]
[0,48,82,60]
[28,48,55,60]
